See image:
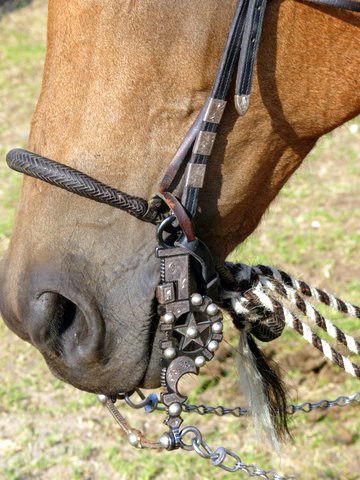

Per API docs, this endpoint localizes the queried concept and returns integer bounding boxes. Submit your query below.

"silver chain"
[125,390,360,417]
[122,390,358,478]
[182,391,360,417]
[178,392,359,478]
[179,425,296,479]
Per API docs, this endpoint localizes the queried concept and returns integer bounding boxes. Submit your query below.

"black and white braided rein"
[221,263,359,378]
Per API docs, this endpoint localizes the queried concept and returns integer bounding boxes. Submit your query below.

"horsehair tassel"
[237,328,289,446]
[6,148,159,223]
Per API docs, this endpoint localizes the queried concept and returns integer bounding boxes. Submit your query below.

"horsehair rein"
[6,0,360,478]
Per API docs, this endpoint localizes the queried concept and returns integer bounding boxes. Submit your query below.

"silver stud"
[186,326,199,338]
[191,293,203,306]
[164,347,176,359]
[97,394,108,405]
[128,431,141,447]
[211,321,223,334]
[168,402,182,417]
[206,303,219,316]
[163,312,175,324]
[159,432,171,449]
[208,340,219,352]
[195,356,206,367]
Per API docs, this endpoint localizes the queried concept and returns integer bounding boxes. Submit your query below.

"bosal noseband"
[6,0,360,478]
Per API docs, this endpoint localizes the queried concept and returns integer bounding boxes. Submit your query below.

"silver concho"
[172,294,223,361]
[159,293,223,430]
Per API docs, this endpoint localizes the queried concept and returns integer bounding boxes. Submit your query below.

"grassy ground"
[0,1,359,479]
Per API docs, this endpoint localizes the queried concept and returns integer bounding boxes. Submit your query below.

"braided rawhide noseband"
[6,148,161,223]
[6,0,359,478]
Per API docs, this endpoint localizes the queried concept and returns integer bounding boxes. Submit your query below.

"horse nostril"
[52,295,77,336]
[28,291,102,363]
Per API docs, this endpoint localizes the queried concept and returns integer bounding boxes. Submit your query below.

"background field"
[0,1,359,479]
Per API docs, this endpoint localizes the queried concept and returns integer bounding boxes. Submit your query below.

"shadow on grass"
[0,0,33,19]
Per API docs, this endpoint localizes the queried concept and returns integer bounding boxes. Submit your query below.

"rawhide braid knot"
[221,262,285,342]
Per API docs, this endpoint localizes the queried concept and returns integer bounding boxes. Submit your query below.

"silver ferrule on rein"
[234,94,250,116]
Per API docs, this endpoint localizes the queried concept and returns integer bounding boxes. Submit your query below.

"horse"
[0,0,359,402]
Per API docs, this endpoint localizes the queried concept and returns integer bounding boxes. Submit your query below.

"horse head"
[0,0,359,396]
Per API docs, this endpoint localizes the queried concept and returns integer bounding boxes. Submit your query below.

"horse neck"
[29,1,360,259]
[196,0,360,258]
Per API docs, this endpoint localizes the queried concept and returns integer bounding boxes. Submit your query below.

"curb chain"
[179,425,295,479]
[175,393,359,478]
[100,389,360,479]
[181,391,360,417]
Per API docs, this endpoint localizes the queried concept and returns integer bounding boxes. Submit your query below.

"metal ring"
[156,215,179,247]
[211,448,242,473]
[124,391,159,413]
[192,438,212,459]
[210,446,227,466]
[179,426,203,451]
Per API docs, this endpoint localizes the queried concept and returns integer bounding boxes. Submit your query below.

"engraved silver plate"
[156,283,175,304]
[184,163,207,189]
[203,98,227,124]
[193,131,217,156]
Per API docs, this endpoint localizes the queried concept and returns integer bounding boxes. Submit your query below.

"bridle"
[7,0,360,215]
[8,0,360,224]
[6,0,360,477]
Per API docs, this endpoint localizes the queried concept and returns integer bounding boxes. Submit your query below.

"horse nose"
[25,289,105,364]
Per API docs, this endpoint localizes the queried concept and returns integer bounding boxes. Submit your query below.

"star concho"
[159,293,223,371]
[159,293,223,431]
[173,294,223,362]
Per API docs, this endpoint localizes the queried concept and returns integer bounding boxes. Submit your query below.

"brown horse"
[0,0,359,396]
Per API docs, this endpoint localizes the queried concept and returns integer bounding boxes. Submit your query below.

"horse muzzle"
[0,256,162,394]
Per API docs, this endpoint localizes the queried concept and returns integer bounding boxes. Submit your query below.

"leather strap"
[303,0,360,11]
[182,0,249,218]
[168,0,359,221]
[236,0,267,100]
